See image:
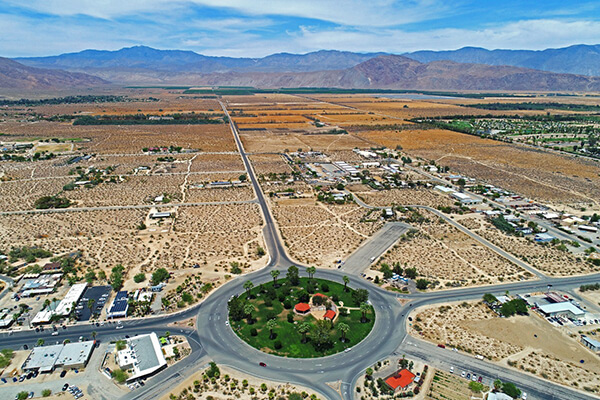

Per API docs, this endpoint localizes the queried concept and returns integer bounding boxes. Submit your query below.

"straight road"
[341,221,412,274]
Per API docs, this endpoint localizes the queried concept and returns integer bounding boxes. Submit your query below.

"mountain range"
[2,44,600,91]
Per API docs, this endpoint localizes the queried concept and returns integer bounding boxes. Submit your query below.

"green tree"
[469,381,484,393]
[243,303,254,324]
[270,270,280,286]
[311,320,333,351]
[307,266,316,281]
[287,265,300,285]
[87,298,95,312]
[365,367,374,378]
[266,318,277,339]
[404,267,417,279]
[297,322,311,343]
[493,379,502,391]
[502,382,521,399]
[0,349,14,368]
[337,322,350,342]
[115,340,126,351]
[134,273,146,283]
[416,279,429,290]
[360,303,370,323]
[92,331,97,340]
[151,268,169,285]
[42,389,52,397]
[17,391,29,400]
[343,275,350,292]
[243,280,254,298]
[112,369,129,384]
[380,263,393,280]
[37,339,45,346]
[352,288,369,305]
[483,293,497,304]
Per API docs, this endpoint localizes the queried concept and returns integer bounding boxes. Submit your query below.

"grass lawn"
[230,277,375,358]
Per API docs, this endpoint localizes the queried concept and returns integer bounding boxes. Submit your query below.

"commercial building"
[534,233,555,243]
[107,291,129,319]
[31,283,87,325]
[450,192,481,205]
[19,273,62,297]
[117,332,167,382]
[538,302,585,319]
[23,341,95,373]
[581,335,600,353]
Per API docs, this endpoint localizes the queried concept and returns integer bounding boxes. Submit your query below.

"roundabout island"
[228,266,375,358]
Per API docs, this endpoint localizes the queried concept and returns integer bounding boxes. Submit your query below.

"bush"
[287,313,294,323]
[34,195,72,209]
[133,273,146,283]
[283,299,292,309]
[42,389,52,397]
[274,340,282,349]
[502,382,521,398]
[321,283,329,292]
[151,268,169,285]
[112,369,129,384]
[250,328,258,336]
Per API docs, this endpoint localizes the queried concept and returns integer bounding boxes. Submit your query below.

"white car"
[461,371,466,378]
[450,366,454,373]
[116,325,123,330]
[522,393,527,400]
[51,332,59,336]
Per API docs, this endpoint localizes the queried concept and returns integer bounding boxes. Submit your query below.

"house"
[385,369,416,391]
[581,335,600,353]
[31,283,87,324]
[534,233,555,243]
[150,212,171,219]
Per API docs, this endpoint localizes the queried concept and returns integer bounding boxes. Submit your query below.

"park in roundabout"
[228,266,375,358]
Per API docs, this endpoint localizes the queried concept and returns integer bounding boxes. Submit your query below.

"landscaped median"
[228,266,375,358]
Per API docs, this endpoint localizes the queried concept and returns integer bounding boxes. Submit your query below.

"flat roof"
[56,341,94,367]
[24,344,63,372]
[583,335,600,348]
[538,302,584,316]
[55,283,87,316]
[127,333,167,381]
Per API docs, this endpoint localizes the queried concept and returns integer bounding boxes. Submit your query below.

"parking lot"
[75,286,111,321]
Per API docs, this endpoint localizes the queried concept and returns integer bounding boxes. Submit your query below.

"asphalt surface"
[3,103,600,400]
[341,222,412,274]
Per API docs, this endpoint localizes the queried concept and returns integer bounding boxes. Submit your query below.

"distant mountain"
[15,46,384,77]
[405,44,600,76]
[154,55,600,91]
[0,57,108,90]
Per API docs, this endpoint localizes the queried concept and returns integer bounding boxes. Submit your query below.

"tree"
[92,331,97,340]
[243,280,254,298]
[42,389,52,397]
[307,266,316,281]
[297,322,311,343]
[37,339,45,346]
[134,273,146,283]
[380,263,393,280]
[415,279,429,290]
[151,268,169,285]
[270,270,280,286]
[0,349,14,369]
[87,298,95,312]
[404,267,417,280]
[352,288,369,305]
[239,174,247,182]
[228,295,245,321]
[287,265,300,285]
[360,303,370,323]
[365,367,374,378]
[337,322,349,342]
[115,340,126,351]
[501,382,521,399]
[343,275,350,292]
[483,293,497,304]
[243,303,254,324]
[493,379,502,391]
[311,320,333,351]
[112,369,129,384]
[468,381,484,393]
[266,318,277,339]
[17,391,29,400]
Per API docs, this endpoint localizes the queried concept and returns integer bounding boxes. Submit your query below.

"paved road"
[4,101,600,400]
[341,222,412,274]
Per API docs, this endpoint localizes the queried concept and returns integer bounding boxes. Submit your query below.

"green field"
[229,277,375,358]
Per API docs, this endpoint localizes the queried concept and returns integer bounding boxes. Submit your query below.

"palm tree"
[87,298,95,312]
[270,270,280,286]
[337,322,349,342]
[92,331,97,340]
[243,303,254,324]
[297,322,311,343]
[493,379,502,391]
[243,280,254,298]
[343,275,349,292]
[307,266,316,281]
[360,303,370,323]
[266,319,277,340]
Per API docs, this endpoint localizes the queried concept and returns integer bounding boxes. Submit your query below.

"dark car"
[62,383,69,391]
[23,344,28,350]
[478,376,483,383]
[259,362,267,367]
[60,370,67,378]
[35,327,39,332]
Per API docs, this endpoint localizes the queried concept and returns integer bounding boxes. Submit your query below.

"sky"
[1,0,600,57]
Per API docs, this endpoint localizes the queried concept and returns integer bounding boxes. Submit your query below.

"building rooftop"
[127,333,167,381]
[324,310,336,320]
[385,369,416,390]
[582,335,600,349]
[56,341,95,367]
[295,303,310,313]
[538,302,584,316]
[24,344,63,372]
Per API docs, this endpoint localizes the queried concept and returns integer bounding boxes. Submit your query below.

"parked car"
[62,383,69,391]
[437,344,446,349]
[259,362,267,367]
[60,370,67,378]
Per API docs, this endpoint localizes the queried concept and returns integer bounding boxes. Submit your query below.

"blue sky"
[1,0,599,57]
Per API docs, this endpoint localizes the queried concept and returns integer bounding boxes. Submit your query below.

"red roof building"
[295,303,310,313]
[314,293,327,298]
[323,310,336,320]
[385,369,416,391]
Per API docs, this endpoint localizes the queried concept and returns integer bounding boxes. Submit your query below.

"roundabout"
[228,271,376,358]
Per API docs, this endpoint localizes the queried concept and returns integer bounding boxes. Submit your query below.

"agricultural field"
[427,370,485,400]
[411,301,600,394]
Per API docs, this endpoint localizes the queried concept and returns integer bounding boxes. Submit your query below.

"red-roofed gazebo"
[323,309,336,320]
[295,303,310,313]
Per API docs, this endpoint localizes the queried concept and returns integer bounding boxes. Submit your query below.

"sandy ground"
[160,363,322,400]
[410,301,600,394]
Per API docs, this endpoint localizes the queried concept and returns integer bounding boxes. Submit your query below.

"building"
[31,283,87,325]
[581,335,600,353]
[538,302,585,319]
[117,333,167,382]
[150,212,171,219]
[23,341,95,373]
[294,303,310,314]
[323,310,336,320]
[450,192,481,205]
[534,233,555,243]
[434,185,454,194]
[107,291,129,319]
[385,369,416,391]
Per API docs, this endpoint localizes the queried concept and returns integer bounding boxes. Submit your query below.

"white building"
[117,333,167,382]
[538,302,585,319]
[23,341,95,372]
[31,283,87,324]
[451,192,481,205]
